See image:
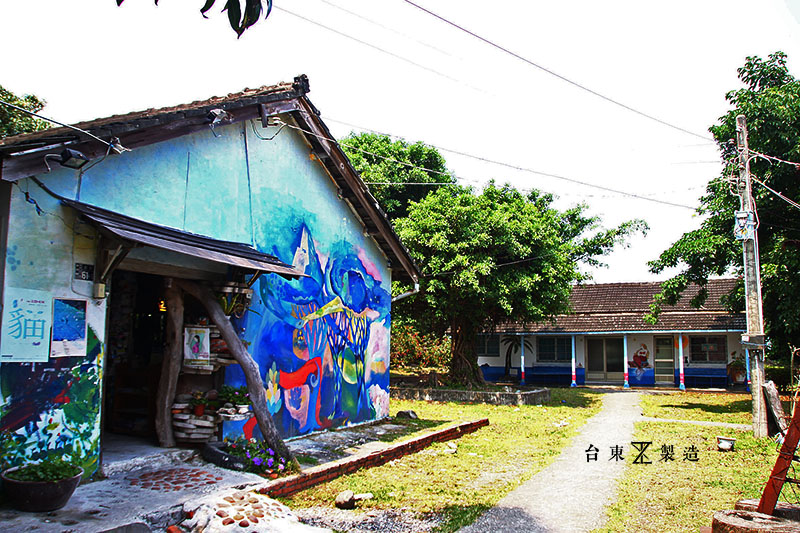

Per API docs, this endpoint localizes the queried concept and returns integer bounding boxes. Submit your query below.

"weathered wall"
[0,118,393,473]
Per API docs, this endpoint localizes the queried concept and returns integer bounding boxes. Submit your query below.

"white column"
[570,335,577,387]
[678,334,686,391]
[623,333,630,388]
[520,335,526,385]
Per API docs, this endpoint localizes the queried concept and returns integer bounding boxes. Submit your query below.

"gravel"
[295,507,443,533]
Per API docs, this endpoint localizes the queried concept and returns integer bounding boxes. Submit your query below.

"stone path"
[460,391,642,533]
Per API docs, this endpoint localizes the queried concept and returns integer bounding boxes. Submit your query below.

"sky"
[2,0,800,283]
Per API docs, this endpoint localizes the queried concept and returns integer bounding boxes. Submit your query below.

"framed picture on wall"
[50,298,88,358]
[184,326,211,367]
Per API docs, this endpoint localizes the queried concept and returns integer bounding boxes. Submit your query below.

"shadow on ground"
[657,400,751,417]
[288,417,450,466]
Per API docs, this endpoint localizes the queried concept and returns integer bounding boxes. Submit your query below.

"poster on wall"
[0,287,52,363]
[184,326,211,368]
[50,298,88,358]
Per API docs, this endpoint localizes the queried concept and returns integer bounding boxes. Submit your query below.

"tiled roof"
[497,278,745,333]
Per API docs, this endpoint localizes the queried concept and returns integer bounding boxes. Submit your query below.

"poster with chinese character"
[0,287,52,362]
[183,326,211,368]
[50,298,87,358]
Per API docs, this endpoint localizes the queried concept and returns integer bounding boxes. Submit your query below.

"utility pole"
[735,115,768,438]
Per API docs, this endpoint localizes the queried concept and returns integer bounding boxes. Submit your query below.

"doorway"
[103,271,166,441]
[654,336,675,385]
[586,337,624,382]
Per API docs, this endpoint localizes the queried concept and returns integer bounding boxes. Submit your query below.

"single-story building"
[0,76,419,477]
[477,278,746,388]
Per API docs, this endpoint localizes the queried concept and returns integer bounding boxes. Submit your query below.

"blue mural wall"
[0,116,393,472]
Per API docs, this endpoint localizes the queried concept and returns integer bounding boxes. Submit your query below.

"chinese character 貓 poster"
[0,287,51,362]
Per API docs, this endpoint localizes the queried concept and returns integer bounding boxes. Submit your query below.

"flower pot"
[193,404,206,416]
[1,466,83,512]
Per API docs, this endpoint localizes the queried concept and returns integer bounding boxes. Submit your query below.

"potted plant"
[727,352,747,383]
[1,458,83,512]
[190,392,208,416]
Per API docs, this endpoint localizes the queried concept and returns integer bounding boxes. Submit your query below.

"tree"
[115,0,272,37]
[395,183,645,386]
[340,132,457,220]
[0,85,49,138]
[648,52,800,361]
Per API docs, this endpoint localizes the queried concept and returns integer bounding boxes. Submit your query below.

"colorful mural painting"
[0,327,103,478]
[224,224,391,440]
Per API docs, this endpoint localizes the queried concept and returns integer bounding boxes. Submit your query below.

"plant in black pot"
[1,457,83,512]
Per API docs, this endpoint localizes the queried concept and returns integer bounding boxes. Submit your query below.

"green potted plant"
[727,352,747,383]
[1,457,83,512]
[190,392,208,416]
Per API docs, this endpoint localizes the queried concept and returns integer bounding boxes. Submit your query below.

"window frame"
[476,334,501,358]
[689,335,727,364]
[536,335,572,363]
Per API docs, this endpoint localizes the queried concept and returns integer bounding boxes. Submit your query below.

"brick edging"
[391,387,550,405]
[258,418,489,498]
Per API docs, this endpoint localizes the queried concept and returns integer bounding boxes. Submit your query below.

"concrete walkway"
[460,391,642,533]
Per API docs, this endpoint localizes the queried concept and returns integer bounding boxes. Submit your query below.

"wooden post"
[176,279,297,466]
[155,279,183,448]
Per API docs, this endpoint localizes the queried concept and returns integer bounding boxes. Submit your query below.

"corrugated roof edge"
[0,75,421,284]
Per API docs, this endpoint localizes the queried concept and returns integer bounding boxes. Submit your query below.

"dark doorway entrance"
[103,271,166,440]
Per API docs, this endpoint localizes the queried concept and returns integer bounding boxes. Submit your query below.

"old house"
[477,279,746,389]
[0,76,419,477]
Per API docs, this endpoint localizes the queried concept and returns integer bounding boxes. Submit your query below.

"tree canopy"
[396,183,645,384]
[340,132,456,220]
[0,85,49,138]
[115,0,272,37]
[649,52,800,358]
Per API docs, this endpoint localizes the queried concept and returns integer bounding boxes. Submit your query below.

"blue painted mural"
[225,224,391,439]
[0,327,103,477]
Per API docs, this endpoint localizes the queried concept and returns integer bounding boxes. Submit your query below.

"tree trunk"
[155,280,183,447]
[448,316,486,387]
[175,279,297,467]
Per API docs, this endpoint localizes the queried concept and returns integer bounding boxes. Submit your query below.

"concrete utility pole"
[735,115,768,438]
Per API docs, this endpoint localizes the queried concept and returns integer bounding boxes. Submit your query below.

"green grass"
[595,421,777,532]
[640,391,754,424]
[282,388,603,532]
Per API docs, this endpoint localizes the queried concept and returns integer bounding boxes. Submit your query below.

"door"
[654,336,675,384]
[586,337,624,381]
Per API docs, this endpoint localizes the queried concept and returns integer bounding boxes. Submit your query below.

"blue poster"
[51,298,87,357]
[0,287,51,362]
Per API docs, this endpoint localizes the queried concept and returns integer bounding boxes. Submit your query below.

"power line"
[400,0,714,142]
[323,117,698,210]
[274,6,490,96]
[752,174,800,212]
[313,0,457,59]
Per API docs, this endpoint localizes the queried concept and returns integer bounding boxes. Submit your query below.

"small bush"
[390,325,450,368]
[5,459,81,482]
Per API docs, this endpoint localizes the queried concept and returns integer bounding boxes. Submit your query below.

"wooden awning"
[62,198,305,279]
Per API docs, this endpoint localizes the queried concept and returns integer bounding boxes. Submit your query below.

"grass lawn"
[282,388,603,532]
[596,391,782,533]
[640,391,755,424]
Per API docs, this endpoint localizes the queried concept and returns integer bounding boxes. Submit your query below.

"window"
[690,335,727,363]
[537,336,572,362]
[476,334,500,357]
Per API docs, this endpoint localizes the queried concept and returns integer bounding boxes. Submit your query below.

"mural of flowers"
[265,362,282,415]
[368,384,390,419]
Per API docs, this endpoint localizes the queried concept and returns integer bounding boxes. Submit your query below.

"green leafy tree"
[649,52,800,360]
[396,183,646,385]
[340,133,456,220]
[115,0,272,37]
[0,85,49,138]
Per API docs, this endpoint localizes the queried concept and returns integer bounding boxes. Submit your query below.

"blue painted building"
[0,77,419,476]
[477,279,746,389]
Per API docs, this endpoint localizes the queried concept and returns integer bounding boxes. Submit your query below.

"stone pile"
[172,402,219,442]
